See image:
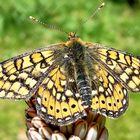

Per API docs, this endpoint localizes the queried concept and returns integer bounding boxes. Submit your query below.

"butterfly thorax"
[65,36,92,107]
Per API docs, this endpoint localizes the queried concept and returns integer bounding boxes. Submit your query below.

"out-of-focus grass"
[0,0,140,139]
[0,101,26,140]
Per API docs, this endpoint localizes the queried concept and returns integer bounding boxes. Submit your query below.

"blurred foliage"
[0,0,140,140]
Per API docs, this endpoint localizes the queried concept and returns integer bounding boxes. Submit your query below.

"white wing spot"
[123,99,127,105]
[99,86,104,92]
[123,89,127,96]
[37,97,41,105]
[41,107,47,113]
[92,90,97,96]
[64,54,69,58]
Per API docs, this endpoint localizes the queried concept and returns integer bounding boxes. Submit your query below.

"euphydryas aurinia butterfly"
[0,31,140,125]
[0,4,140,126]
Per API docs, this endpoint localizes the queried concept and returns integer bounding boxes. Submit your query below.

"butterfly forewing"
[88,44,140,92]
[0,44,63,99]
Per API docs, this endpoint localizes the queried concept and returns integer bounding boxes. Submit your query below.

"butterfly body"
[64,37,92,107]
[0,32,140,126]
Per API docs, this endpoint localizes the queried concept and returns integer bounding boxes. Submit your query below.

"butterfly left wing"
[36,64,86,126]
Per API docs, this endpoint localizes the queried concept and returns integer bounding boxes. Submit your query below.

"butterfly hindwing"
[89,63,128,118]
[36,65,86,126]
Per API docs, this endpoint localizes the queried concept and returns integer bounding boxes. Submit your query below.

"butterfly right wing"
[0,44,63,99]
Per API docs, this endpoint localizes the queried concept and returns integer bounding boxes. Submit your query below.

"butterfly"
[0,32,140,126]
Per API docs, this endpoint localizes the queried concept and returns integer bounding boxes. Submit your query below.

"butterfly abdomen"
[75,63,92,107]
[69,41,92,107]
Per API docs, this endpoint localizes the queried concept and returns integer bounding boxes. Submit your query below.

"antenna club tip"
[29,16,35,20]
[98,2,105,9]
[29,16,39,23]
[102,2,105,6]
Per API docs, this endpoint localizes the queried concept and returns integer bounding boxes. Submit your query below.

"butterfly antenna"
[76,2,105,33]
[29,16,68,35]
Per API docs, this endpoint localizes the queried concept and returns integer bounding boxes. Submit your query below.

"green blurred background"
[0,0,140,139]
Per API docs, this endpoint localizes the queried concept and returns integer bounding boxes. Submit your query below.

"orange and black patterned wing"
[36,64,86,126]
[88,44,140,92]
[0,44,63,99]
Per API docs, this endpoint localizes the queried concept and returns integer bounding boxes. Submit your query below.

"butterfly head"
[65,32,85,47]
[68,32,79,40]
